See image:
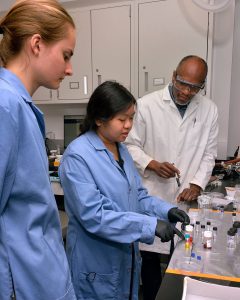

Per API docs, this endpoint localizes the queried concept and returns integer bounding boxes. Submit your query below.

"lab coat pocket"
[76,271,118,299]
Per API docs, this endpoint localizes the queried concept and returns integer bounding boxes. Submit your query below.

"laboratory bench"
[156,175,240,300]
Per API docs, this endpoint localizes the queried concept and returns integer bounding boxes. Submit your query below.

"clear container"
[201,224,206,242]
[227,229,236,249]
[197,194,212,219]
[195,221,200,233]
[206,221,211,231]
[212,226,217,241]
[233,221,240,242]
[203,230,212,249]
[232,212,237,223]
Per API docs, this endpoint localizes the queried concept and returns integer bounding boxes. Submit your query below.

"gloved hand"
[155,219,185,242]
[168,207,190,225]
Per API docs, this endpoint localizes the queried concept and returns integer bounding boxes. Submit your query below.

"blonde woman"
[0,1,76,299]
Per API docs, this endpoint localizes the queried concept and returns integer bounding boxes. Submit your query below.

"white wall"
[228,0,240,157]
[211,1,235,159]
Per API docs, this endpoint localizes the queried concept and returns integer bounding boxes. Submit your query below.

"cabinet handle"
[144,71,148,92]
[83,76,88,95]
[98,75,102,86]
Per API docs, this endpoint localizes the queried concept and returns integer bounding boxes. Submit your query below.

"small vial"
[227,228,237,249]
[195,221,200,233]
[206,221,211,231]
[185,233,191,249]
[203,230,212,249]
[233,221,240,241]
[201,225,206,241]
[232,212,237,223]
[212,227,217,241]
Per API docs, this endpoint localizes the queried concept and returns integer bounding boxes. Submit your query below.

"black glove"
[168,207,190,225]
[155,220,175,242]
[155,219,185,241]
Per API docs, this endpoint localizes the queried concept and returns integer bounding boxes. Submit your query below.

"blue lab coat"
[59,131,174,300]
[0,68,76,300]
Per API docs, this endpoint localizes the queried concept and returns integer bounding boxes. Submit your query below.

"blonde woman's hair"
[0,0,75,67]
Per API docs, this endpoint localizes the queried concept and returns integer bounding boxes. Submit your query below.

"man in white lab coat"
[125,55,218,300]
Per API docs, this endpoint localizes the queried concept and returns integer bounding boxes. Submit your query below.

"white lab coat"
[125,85,218,253]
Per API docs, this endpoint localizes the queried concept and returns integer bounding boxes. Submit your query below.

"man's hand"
[147,160,180,178]
[177,184,202,202]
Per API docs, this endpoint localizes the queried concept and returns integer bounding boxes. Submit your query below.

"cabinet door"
[138,0,212,97]
[91,5,131,91]
[58,9,92,101]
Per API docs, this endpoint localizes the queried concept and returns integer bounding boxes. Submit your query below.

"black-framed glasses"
[174,75,205,95]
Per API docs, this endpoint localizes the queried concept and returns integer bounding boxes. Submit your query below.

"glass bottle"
[233,221,240,242]
[227,228,237,249]
[195,221,200,233]
[206,221,211,231]
[232,212,237,223]
[201,224,206,242]
[203,230,212,249]
[212,226,217,241]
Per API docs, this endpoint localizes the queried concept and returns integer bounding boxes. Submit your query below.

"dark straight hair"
[80,81,136,134]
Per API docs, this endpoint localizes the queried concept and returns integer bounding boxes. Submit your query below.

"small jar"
[203,230,212,249]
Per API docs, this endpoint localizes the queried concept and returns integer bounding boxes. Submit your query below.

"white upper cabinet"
[91,5,131,91]
[138,0,212,98]
[33,4,132,104]
[57,9,92,102]
[33,0,213,104]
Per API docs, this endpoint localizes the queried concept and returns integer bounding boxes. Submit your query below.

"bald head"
[171,55,208,105]
[176,55,208,84]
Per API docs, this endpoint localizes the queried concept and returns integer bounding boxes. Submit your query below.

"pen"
[176,173,181,187]
[172,163,181,187]
[193,117,196,127]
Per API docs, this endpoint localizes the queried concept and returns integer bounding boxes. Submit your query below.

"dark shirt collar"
[168,84,189,118]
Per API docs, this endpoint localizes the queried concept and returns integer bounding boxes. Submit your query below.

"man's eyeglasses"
[174,75,205,95]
